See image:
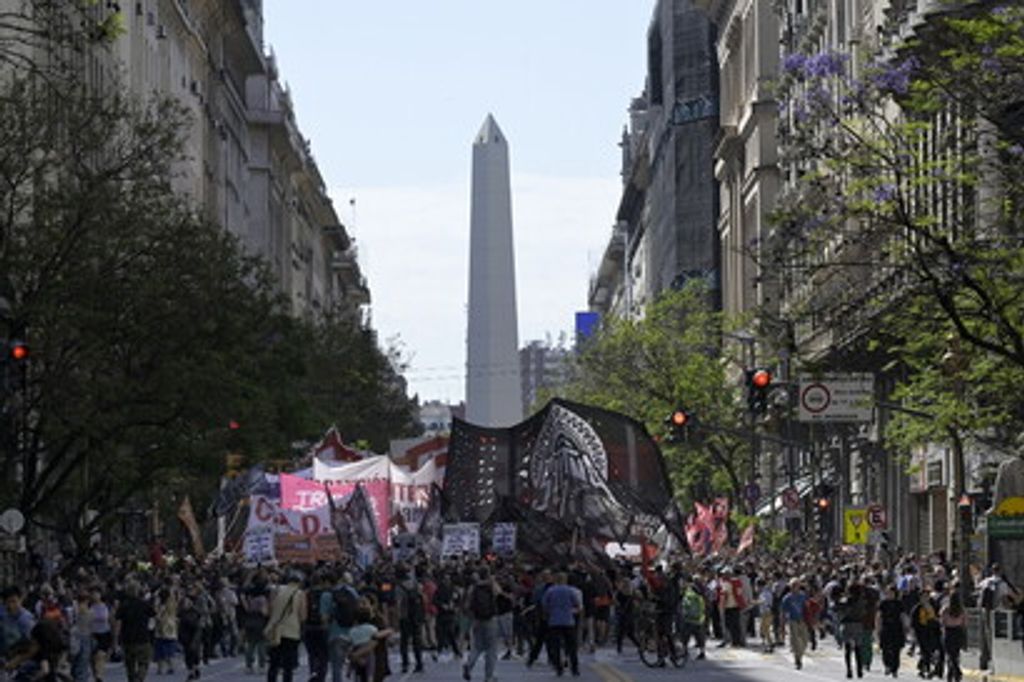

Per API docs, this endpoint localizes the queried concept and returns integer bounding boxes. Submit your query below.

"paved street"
[99,642,973,682]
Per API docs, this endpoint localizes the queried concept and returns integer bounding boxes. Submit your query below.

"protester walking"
[153,588,179,676]
[265,572,308,682]
[877,584,907,678]
[542,573,582,677]
[114,582,154,682]
[780,579,809,671]
[940,592,966,682]
[462,569,499,682]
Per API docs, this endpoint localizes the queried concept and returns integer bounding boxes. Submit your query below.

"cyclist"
[649,566,680,666]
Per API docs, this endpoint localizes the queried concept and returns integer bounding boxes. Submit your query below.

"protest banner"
[492,522,516,556]
[441,523,480,557]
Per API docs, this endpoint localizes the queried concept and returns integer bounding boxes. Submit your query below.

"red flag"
[737,524,756,554]
[705,497,728,554]
[313,426,364,462]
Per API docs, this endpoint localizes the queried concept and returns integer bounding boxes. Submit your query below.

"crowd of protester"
[0,540,1015,682]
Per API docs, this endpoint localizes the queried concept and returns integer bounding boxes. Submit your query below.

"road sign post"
[867,503,888,530]
[798,374,875,422]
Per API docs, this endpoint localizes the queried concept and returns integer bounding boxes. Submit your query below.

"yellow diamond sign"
[844,508,870,545]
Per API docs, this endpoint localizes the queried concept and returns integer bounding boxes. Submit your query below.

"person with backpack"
[395,569,424,674]
[323,573,359,682]
[977,563,1016,671]
[911,588,942,679]
[680,578,707,659]
[304,571,331,682]
[462,568,499,682]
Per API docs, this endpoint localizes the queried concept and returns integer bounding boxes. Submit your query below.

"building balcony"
[323,224,351,252]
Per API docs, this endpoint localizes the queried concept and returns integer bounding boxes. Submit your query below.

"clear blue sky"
[263,1,657,403]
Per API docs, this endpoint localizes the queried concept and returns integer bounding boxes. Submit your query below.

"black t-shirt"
[116,597,155,645]
[495,592,513,616]
[31,619,65,667]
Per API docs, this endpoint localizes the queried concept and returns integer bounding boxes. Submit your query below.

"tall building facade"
[589,0,720,319]
[58,0,369,321]
[693,0,780,322]
[465,115,523,427]
[519,340,572,417]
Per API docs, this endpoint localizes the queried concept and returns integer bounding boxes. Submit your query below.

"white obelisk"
[466,114,523,427]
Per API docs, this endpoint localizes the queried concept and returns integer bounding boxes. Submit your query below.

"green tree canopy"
[552,283,752,505]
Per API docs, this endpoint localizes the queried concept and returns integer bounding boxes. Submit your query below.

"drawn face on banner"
[527,405,627,538]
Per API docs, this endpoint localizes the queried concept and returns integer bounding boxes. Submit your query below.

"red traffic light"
[228,420,241,431]
[670,410,689,427]
[9,342,28,361]
[816,497,830,510]
[751,369,772,388]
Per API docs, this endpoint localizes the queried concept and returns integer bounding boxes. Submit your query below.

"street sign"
[988,516,1024,539]
[867,504,888,530]
[798,373,874,422]
[843,508,870,545]
[744,483,761,504]
[782,488,800,510]
[0,509,24,535]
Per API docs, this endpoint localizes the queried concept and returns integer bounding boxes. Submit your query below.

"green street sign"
[988,516,1024,539]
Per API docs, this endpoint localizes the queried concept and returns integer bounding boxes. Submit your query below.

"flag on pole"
[737,524,756,555]
[324,482,350,560]
[177,496,205,560]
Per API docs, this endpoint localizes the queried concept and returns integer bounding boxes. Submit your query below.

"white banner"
[441,523,480,557]
[390,459,441,533]
[492,523,516,556]
[314,455,443,534]
[313,456,391,483]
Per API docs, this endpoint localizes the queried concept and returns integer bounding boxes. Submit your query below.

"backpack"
[332,586,358,629]
[469,584,496,620]
[981,583,995,609]
[681,591,704,623]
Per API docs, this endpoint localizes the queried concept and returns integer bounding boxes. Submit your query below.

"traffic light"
[958,493,973,532]
[4,339,29,393]
[665,407,693,442]
[8,341,28,362]
[745,368,773,415]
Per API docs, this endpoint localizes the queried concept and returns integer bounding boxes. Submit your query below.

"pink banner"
[279,473,390,546]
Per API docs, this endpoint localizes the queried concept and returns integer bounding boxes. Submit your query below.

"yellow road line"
[590,661,633,682]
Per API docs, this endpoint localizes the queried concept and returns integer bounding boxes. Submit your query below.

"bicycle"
[634,600,687,668]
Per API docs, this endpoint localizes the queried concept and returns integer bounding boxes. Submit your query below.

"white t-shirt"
[349,623,378,647]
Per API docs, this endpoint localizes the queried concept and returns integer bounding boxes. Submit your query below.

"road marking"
[590,661,632,682]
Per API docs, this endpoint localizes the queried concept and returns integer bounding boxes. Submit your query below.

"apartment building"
[57,0,369,320]
[589,0,720,319]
